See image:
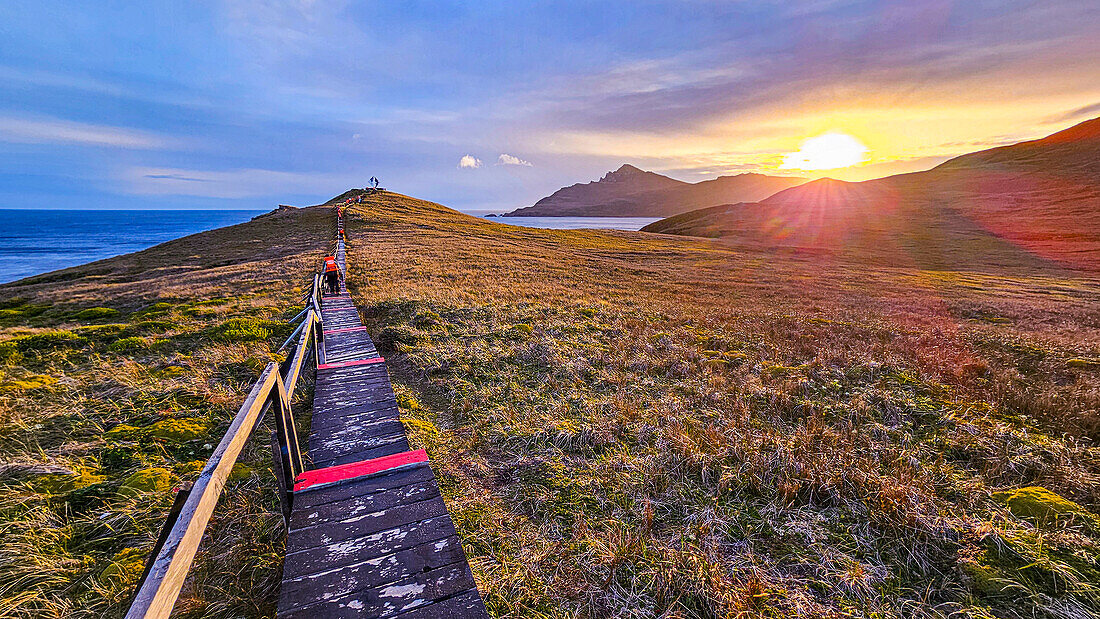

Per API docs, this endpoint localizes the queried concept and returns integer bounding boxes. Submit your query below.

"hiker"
[323,256,339,294]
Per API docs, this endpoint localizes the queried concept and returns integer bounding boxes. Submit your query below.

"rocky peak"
[600,164,647,182]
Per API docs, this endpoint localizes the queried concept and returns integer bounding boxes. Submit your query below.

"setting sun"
[780,132,869,171]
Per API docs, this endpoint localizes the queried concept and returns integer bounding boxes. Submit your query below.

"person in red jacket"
[323,256,339,294]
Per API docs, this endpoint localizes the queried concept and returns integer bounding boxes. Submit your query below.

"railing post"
[270,373,302,523]
[127,482,193,609]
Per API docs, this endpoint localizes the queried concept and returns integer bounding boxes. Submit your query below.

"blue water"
[0,209,265,284]
[484,215,661,231]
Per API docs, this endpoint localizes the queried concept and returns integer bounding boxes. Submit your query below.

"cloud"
[0,116,168,149]
[122,166,353,198]
[458,154,482,169]
[497,153,532,166]
[1045,101,1100,124]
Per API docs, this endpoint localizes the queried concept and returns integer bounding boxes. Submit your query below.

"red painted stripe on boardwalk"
[316,357,385,370]
[293,449,428,492]
[323,326,369,334]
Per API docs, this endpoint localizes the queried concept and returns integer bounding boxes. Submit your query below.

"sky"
[0,1,1098,214]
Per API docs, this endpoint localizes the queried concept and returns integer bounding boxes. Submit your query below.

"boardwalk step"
[279,219,486,617]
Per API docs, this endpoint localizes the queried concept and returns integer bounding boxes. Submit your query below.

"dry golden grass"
[343,191,1100,618]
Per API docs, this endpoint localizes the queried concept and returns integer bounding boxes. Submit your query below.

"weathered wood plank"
[311,419,406,445]
[309,431,408,459]
[307,404,400,431]
[290,479,439,530]
[311,441,411,469]
[292,463,435,511]
[287,496,449,554]
[281,562,477,619]
[278,535,467,608]
[391,590,489,619]
[282,514,457,579]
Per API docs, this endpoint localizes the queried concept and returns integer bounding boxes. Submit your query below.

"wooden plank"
[311,440,411,469]
[324,326,369,334]
[307,404,400,432]
[283,563,478,619]
[286,496,449,554]
[318,357,386,370]
[278,535,468,606]
[292,463,435,511]
[282,514,457,579]
[391,590,489,619]
[310,419,406,445]
[126,363,279,619]
[292,479,439,529]
[310,430,409,456]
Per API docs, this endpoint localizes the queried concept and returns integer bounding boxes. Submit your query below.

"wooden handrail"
[126,363,279,618]
[127,263,329,618]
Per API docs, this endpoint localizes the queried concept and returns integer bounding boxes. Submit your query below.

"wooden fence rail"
[125,270,327,619]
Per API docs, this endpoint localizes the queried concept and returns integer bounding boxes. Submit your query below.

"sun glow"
[780,132,869,171]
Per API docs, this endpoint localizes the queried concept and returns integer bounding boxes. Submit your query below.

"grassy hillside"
[343,191,1100,618]
[0,206,331,617]
[643,118,1100,272]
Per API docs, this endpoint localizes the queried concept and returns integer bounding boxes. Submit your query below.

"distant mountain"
[506,165,805,217]
[642,117,1100,271]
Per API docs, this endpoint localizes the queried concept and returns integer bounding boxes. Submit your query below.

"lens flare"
[780,132,869,171]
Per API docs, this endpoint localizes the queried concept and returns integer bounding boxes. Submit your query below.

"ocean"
[0,209,265,284]
[476,215,662,231]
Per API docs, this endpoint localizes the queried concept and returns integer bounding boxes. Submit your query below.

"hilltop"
[506,164,805,217]
[643,117,1100,271]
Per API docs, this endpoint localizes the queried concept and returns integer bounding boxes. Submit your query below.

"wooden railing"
[125,271,328,618]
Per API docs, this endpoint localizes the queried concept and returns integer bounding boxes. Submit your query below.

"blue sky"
[0,1,1098,213]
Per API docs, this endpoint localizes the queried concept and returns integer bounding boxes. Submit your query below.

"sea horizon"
[0,209,266,284]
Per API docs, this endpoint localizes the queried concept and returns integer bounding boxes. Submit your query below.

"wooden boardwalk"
[277,217,487,618]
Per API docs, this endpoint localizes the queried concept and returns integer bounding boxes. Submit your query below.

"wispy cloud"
[0,116,169,149]
[1046,101,1100,124]
[458,154,482,169]
[122,166,351,199]
[497,153,532,167]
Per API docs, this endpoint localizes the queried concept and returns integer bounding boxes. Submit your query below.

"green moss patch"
[206,317,285,343]
[74,307,119,321]
[104,418,208,443]
[0,374,57,392]
[108,336,148,353]
[228,463,254,482]
[73,323,127,339]
[33,469,106,494]
[119,467,175,495]
[132,302,174,318]
[993,486,1098,527]
[9,330,87,352]
[100,547,148,587]
[145,418,209,442]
